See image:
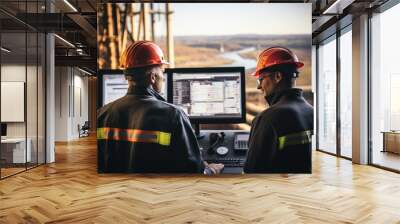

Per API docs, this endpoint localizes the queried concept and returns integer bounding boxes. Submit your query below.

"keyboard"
[234,133,249,151]
[206,158,245,167]
[198,130,249,173]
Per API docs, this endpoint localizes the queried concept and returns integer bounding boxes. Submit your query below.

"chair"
[78,121,90,138]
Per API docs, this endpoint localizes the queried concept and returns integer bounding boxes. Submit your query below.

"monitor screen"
[98,69,168,108]
[167,67,245,123]
[102,74,128,106]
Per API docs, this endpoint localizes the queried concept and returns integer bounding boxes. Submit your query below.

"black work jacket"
[244,88,314,173]
[97,86,204,173]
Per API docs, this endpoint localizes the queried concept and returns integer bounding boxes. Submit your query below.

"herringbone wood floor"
[1,136,400,224]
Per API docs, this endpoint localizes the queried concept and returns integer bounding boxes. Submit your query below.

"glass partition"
[1,31,28,177]
[27,30,38,169]
[0,0,46,179]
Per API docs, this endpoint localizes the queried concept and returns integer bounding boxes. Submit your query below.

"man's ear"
[149,72,157,85]
[274,72,283,83]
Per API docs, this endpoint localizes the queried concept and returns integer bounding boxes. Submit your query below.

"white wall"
[55,66,69,141]
[1,65,32,138]
[1,65,26,142]
[55,67,89,141]
[72,72,89,138]
[1,63,46,164]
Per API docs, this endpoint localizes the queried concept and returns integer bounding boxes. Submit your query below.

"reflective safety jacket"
[244,88,314,173]
[97,86,205,173]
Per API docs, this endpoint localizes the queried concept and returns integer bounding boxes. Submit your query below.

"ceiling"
[0,0,97,72]
[0,0,394,74]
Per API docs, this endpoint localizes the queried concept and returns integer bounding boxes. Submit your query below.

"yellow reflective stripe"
[158,132,171,146]
[97,128,106,139]
[97,127,171,146]
[278,130,312,150]
[278,137,286,150]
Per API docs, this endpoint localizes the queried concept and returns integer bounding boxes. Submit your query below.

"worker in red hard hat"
[97,41,224,174]
[244,47,314,173]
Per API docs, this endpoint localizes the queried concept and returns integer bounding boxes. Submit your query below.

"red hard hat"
[120,41,169,72]
[251,47,304,78]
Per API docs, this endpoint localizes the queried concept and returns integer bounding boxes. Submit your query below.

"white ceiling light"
[63,0,78,12]
[54,34,75,48]
[323,0,355,15]
[1,47,11,53]
[78,67,93,76]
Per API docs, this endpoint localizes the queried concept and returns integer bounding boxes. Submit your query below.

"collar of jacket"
[265,88,303,106]
[127,86,166,102]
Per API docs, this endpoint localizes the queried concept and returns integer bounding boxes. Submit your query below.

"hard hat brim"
[251,61,304,77]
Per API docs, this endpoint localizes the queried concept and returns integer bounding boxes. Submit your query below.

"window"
[371,3,400,171]
[317,36,337,154]
[339,28,352,158]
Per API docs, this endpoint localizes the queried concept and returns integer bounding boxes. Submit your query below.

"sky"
[167,3,311,36]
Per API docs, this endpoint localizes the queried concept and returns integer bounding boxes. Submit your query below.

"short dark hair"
[125,65,158,86]
[263,64,299,87]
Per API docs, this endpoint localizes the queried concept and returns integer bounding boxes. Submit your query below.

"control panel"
[198,130,250,174]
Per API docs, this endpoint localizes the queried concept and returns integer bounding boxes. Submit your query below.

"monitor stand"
[193,123,205,139]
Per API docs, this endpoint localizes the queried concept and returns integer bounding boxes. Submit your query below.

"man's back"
[244,88,313,173]
[97,86,204,173]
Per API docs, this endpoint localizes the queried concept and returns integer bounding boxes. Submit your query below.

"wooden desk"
[382,131,400,154]
[1,138,31,164]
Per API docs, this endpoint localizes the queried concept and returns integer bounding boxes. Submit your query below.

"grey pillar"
[46,0,55,163]
[46,33,55,163]
[352,14,369,164]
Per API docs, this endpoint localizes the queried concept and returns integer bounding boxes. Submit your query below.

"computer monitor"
[97,69,168,108]
[166,67,246,124]
[1,123,7,138]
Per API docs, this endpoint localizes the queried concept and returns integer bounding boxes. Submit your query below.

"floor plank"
[1,136,400,223]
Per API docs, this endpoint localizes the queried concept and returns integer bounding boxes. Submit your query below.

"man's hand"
[204,162,224,174]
